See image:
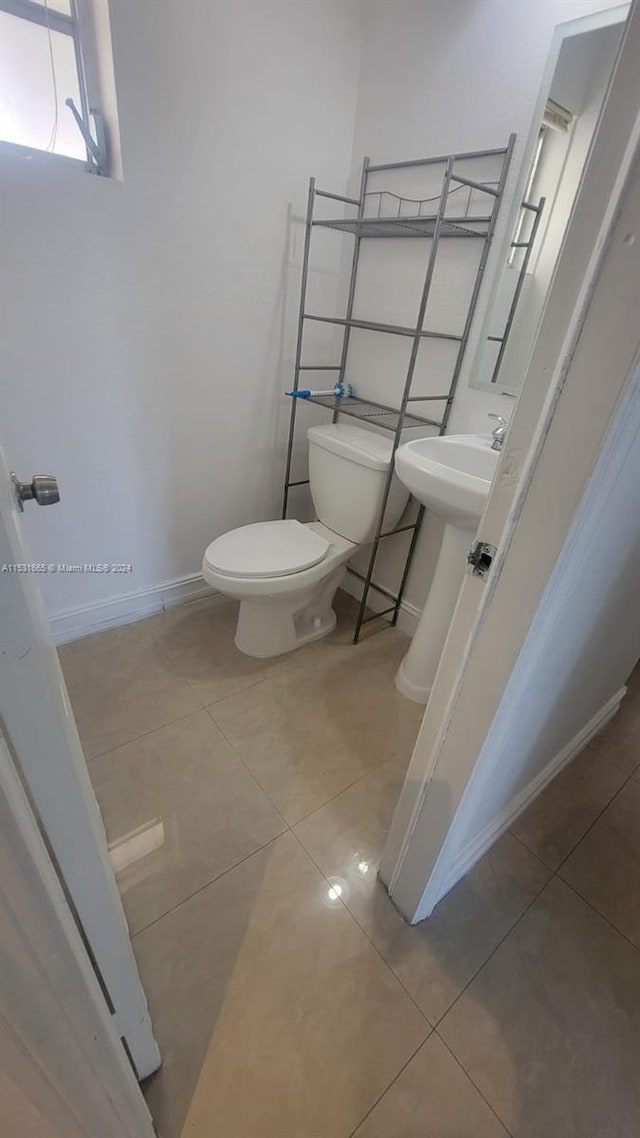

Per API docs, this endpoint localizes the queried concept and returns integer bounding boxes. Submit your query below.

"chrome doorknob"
[11,473,60,511]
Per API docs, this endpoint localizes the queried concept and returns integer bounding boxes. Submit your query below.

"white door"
[382,0,640,920]
[0,447,160,1079]
[0,727,155,1138]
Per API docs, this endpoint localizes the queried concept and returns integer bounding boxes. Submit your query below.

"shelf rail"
[283,136,516,642]
[489,195,545,385]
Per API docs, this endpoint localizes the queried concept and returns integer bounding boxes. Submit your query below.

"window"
[508,99,574,270]
[0,0,106,172]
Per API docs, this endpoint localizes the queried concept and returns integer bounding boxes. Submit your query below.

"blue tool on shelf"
[286,382,353,400]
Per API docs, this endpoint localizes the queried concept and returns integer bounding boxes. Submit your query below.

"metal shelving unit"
[282,136,519,643]
[488,197,545,385]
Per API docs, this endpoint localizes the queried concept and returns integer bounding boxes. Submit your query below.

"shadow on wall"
[161,201,301,579]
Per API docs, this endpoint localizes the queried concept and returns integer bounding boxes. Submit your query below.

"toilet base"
[235,601,337,658]
[233,564,346,658]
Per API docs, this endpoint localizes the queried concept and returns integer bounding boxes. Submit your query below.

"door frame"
[0,726,155,1137]
[382,0,640,921]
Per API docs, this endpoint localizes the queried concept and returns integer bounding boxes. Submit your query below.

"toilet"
[202,424,409,658]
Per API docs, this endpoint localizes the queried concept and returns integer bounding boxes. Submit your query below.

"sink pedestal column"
[395,522,472,704]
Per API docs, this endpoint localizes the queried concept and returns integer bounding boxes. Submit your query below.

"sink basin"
[393,433,499,705]
[395,434,498,528]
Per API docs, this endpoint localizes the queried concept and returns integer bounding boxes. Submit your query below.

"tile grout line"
[74,610,639,1132]
[115,599,415,830]
[123,675,296,940]
[434,770,640,1035]
[84,704,205,764]
[431,775,640,1134]
[295,740,640,1133]
[288,826,433,1029]
[553,761,640,875]
[435,1032,516,1137]
[507,826,557,872]
[200,672,274,710]
[203,678,428,1032]
[555,874,640,959]
[140,594,301,710]
[131,831,286,940]
[546,709,640,949]
[134,785,434,1130]
[204,699,410,831]
[83,631,326,763]
[129,644,425,1123]
[432,870,552,1033]
[78,610,414,951]
[430,751,640,1092]
[425,872,551,1134]
[62,614,301,947]
[70,615,640,1132]
[346,1035,431,1138]
[505,751,637,873]
[201,702,294,832]
[144,611,282,713]
[292,750,407,826]
[62,612,213,760]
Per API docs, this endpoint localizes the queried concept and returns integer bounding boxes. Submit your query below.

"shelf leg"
[490,193,544,385]
[283,176,315,518]
[334,158,369,424]
[441,132,516,429]
[391,505,424,626]
[354,157,456,642]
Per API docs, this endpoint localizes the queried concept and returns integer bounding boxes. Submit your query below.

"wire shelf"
[313,214,493,239]
[314,181,500,240]
[283,139,516,642]
[304,394,442,432]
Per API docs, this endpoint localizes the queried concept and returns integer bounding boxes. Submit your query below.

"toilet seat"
[204,520,330,580]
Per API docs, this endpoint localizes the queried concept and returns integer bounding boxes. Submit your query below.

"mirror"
[471,11,626,396]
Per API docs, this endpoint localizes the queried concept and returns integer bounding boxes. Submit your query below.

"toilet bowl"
[202,424,409,658]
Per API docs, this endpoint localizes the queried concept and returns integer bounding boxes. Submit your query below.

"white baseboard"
[51,567,422,647]
[416,685,627,919]
[395,600,421,638]
[50,573,220,644]
[340,572,421,638]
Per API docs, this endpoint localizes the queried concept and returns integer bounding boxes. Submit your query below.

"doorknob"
[11,473,60,511]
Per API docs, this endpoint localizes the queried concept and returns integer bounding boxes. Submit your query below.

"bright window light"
[0,0,106,171]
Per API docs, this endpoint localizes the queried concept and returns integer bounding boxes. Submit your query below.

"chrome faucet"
[488,413,508,452]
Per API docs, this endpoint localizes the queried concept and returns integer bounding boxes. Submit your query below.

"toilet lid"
[204,520,330,579]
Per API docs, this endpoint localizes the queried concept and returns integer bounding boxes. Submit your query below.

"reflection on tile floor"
[89,710,286,935]
[137,832,427,1138]
[59,599,640,1138]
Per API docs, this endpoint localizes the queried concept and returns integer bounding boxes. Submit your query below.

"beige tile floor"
[58,595,640,1138]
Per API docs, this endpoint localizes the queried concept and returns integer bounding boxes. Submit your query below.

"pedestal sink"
[394,434,499,703]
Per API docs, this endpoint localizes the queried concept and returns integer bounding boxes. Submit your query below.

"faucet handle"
[488,413,508,452]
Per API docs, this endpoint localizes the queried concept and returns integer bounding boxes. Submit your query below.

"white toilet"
[202,424,409,658]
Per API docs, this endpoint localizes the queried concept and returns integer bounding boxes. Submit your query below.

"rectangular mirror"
[470,6,627,395]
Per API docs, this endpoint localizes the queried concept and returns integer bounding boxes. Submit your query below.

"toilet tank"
[307,424,409,544]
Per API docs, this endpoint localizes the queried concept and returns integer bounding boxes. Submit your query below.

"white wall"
[0,0,362,624]
[0,0,625,635]
[343,0,624,617]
